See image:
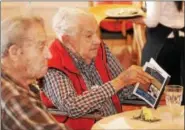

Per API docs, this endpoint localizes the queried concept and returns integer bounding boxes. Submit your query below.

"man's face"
[72,16,101,62]
[19,23,51,79]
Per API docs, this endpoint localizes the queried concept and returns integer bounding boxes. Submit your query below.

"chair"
[89,1,134,40]
[132,23,147,65]
[88,1,147,69]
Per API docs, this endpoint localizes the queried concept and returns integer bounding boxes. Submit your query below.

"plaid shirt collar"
[1,70,38,98]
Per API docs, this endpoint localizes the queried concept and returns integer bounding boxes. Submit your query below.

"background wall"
[1,2,89,37]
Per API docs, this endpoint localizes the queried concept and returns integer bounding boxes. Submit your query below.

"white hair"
[1,16,44,58]
[52,7,93,42]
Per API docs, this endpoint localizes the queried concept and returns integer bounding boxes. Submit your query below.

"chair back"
[93,1,132,6]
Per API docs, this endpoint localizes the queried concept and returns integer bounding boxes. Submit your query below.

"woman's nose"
[93,35,101,45]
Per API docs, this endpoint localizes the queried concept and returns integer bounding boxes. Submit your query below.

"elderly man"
[1,16,70,130]
[41,7,153,130]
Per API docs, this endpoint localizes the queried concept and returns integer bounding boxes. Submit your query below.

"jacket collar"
[49,39,80,74]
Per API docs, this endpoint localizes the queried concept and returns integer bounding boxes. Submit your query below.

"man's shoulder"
[1,78,20,103]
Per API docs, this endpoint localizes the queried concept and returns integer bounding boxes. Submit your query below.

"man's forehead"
[25,34,46,43]
[29,22,45,34]
[27,24,46,40]
[83,29,94,34]
[23,32,46,47]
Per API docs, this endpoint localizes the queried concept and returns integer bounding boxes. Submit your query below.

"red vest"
[40,39,122,130]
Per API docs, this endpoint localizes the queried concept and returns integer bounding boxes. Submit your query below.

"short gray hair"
[52,7,93,41]
[1,16,44,58]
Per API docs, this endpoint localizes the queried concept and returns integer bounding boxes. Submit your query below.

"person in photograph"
[136,2,185,104]
[41,7,154,130]
[1,16,70,130]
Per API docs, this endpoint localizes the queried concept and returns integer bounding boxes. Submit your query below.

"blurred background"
[1,1,146,70]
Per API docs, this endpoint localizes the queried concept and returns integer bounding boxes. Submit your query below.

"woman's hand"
[111,65,154,92]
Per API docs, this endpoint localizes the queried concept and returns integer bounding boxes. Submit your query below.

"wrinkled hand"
[120,65,153,86]
[112,65,154,92]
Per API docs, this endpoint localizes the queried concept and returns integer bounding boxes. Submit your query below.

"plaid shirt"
[1,72,68,130]
[42,44,136,117]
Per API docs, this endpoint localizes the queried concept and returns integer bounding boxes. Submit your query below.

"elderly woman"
[41,7,153,130]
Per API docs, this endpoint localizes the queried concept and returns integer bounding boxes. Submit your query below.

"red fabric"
[95,1,132,5]
[40,39,122,130]
[65,118,94,130]
[100,20,133,32]
[96,0,133,32]
[95,43,122,113]
[40,91,53,108]
[40,92,94,130]
[53,115,68,123]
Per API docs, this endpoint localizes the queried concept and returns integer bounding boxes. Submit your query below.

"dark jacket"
[142,24,185,104]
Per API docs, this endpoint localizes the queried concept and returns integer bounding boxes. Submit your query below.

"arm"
[43,46,154,117]
[131,2,160,27]
[144,1,160,27]
[104,44,154,97]
[4,95,68,130]
[43,69,116,118]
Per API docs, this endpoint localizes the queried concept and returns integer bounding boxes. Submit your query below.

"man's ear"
[8,45,22,60]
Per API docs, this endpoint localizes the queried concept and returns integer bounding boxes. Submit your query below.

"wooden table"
[92,106,184,130]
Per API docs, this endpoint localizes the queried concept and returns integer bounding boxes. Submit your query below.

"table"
[92,106,184,130]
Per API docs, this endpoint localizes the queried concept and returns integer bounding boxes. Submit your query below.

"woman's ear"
[61,34,70,43]
[61,35,76,52]
[8,45,22,61]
